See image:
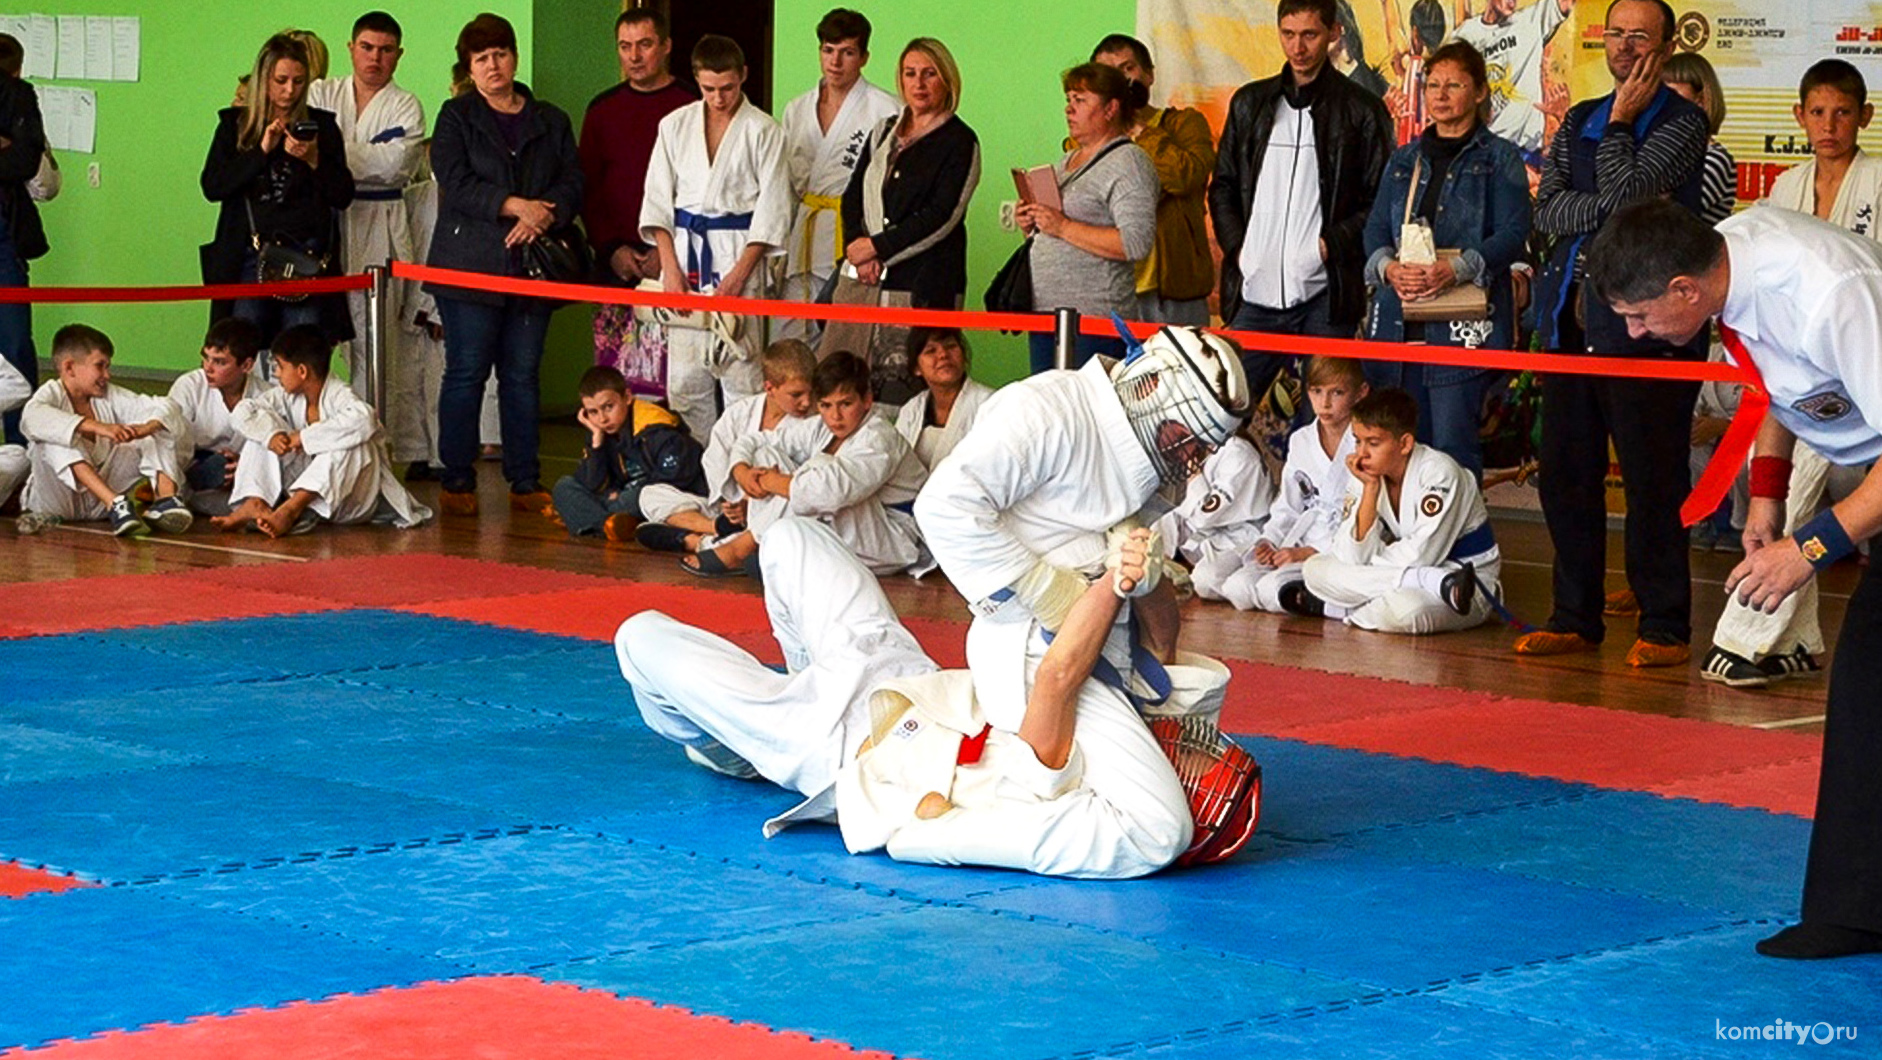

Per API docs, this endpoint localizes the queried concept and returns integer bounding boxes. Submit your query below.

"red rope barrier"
[0,275,372,304]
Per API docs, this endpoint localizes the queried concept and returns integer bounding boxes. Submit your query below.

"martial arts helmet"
[1108,319,1252,485]
[1150,716,1263,867]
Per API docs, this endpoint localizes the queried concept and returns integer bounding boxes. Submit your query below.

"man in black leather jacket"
[1207,0,1392,396]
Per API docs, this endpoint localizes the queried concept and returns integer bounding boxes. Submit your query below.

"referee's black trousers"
[1802,562,1882,931]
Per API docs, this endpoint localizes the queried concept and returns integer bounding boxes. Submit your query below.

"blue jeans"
[1027,332,1127,375]
[1362,361,1492,483]
[552,475,644,536]
[232,250,330,378]
[0,249,32,445]
[1227,291,1344,402]
[437,294,551,492]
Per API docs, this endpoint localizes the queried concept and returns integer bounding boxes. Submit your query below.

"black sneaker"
[145,496,194,534]
[1699,646,1769,688]
[1440,562,1478,615]
[108,493,150,538]
[1759,645,1823,682]
[1278,581,1326,618]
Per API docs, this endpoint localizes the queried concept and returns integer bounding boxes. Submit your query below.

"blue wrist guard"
[1793,511,1856,571]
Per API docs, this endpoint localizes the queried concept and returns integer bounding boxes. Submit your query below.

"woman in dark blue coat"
[427,13,582,515]
[1361,40,1530,482]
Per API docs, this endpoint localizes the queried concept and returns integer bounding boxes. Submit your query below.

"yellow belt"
[800,193,845,268]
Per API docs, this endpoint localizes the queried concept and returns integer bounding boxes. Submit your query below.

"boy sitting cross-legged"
[550,365,707,541]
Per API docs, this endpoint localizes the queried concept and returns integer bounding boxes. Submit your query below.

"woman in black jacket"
[0,33,47,445]
[201,34,354,352]
[427,13,582,515]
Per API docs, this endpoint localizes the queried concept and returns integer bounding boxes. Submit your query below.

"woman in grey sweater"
[1016,62,1158,373]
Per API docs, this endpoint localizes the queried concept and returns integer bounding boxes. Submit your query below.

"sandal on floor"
[636,522,694,553]
[681,547,744,578]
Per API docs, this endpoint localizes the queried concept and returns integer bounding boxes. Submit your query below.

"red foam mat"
[2,976,900,1059]
[1648,756,1823,818]
[402,583,774,643]
[0,861,95,899]
[189,554,618,608]
[1220,659,1502,733]
[0,573,342,635]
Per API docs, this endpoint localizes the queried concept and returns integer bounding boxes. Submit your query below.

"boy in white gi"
[1296,387,1502,634]
[0,354,29,508]
[308,11,426,387]
[777,8,899,338]
[683,351,924,576]
[618,515,1211,880]
[20,324,190,537]
[1155,433,1272,602]
[634,338,817,554]
[1217,356,1365,613]
[641,34,794,441]
[211,325,430,537]
[168,317,266,516]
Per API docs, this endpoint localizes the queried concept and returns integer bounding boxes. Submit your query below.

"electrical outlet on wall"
[999,200,1017,232]
[86,163,99,188]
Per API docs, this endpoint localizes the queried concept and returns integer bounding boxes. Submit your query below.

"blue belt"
[1041,612,1173,712]
[888,499,915,515]
[353,188,404,202]
[674,208,754,288]
[1448,521,1496,564]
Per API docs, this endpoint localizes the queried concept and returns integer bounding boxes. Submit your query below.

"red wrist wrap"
[1749,456,1792,501]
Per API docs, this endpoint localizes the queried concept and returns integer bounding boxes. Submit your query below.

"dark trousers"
[1802,562,1882,932]
[1363,361,1493,484]
[437,295,551,492]
[1536,371,1700,643]
[0,250,32,445]
[1227,291,1347,405]
[551,475,645,537]
[1027,332,1126,375]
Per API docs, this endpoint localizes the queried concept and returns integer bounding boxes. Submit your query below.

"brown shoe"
[440,490,479,517]
[510,490,552,513]
[603,512,640,542]
[1603,589,1640,616]
[1513,629,1599,656]
[1626,638,1690,668]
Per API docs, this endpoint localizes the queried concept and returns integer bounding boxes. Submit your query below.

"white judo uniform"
[733,406,926,575]
[1303,444,1502,634]
[168,366,267,515]
[308,77,426,386]
[0,357,30,504]
[777,78,900,336]
[895,377,994,478]
[1154,436,1273,601]
[20,381,184,520]
[617,515,1196,879]
[394,178,447,466]
[228,379,431,528]
[1218,422,1354,612]
[641,100,794,440]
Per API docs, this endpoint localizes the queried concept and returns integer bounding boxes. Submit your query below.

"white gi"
[733,406,926,575]
[0,357,30,504]
[307,77,426,386]
[777,77,899,335]
[1303,443,1502,634]
[228,379,431,528]
[641,100,794,440]
[1154,436,1273,602]
[895,377,994,477]
[915,358,1162,732]
[167,366,266,515]
[1450,0,1570,158]
[636,392,808,526]
[395,178,446,467]
[20,381,184,520]
[1703,173,1882,665]
[617,515,1194,879]
[1219,422,1354,613]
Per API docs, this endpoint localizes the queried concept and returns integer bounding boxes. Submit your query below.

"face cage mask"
[1114,328,1245,486]
[1149,715,1263,867]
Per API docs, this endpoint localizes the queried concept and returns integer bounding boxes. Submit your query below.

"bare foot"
[210,498,270,532]
[915,792,954,819]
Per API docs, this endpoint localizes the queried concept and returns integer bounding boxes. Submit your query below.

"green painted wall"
[27,0,531,375]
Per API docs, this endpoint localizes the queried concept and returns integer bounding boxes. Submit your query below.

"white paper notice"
[69,87,95,152]
[25,14,55,80]
[55,13,81,80]
[39,86,95,153]
[0,16,26,47]
[111,16,137,81]
[83,15,111,81]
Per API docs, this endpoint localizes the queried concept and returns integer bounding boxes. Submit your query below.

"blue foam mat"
[967,843,1724,991]
[338,646,638,720]
[0,762,527,881]
[552,903,1373,1060]
[1235,735,1600,842]
[1331,788,1810,918]
[1440,923,1881,1057]
[160,829,893,972]
[0,635,277,712]
[0,885,464,1050]
[0,722,189,783]
[95,610,581,677]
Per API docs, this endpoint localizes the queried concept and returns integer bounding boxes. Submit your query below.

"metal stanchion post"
[1053,307,1080,370]
[364,264,389,413]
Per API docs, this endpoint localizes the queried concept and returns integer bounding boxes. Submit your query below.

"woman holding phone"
[201,33,355,352]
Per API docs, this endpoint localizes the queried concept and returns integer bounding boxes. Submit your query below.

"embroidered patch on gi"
[1201,492,1224,514]
[1793,390,1853,422]
[1800,536,1829,564]
[1420,492,1444,517]
[893,716,923,741]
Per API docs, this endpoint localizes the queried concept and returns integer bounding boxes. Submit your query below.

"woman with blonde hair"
[1661,51,1735,225]
[201,33,355,350]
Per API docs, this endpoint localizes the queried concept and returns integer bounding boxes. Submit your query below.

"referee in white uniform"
[1588,199,1882,960]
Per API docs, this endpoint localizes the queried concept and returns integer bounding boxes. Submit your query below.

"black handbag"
[246,200,327,302]
[983,238,1034,313]
[518,228,594,285]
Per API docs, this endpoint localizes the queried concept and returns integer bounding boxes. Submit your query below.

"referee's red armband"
[1749,456,1792,501]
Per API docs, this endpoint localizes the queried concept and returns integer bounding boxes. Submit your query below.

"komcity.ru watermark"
[1716,1019,1859,1044]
